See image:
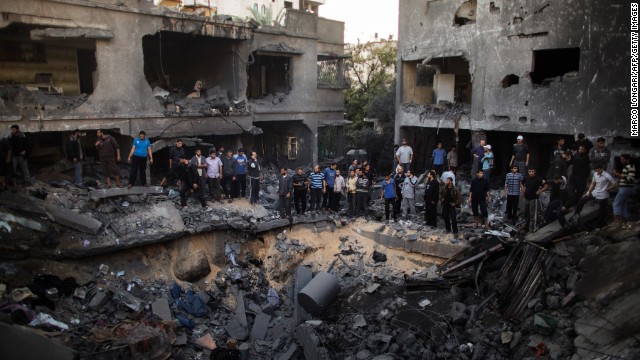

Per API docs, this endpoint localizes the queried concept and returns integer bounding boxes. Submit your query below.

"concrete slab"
[224,318,249,340]
[152,298,172,321]
[89,186,164,201]
[525,203,599,244]
[277,344,299,360]
[250,313,271,341]
[0,211,49,232]
[356,229,466,259]
[0,191,47,215]
[295,324,329,360]
[44,204,102,234]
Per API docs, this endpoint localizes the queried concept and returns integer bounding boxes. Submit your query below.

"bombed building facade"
[395,0,633,173]
[0,0,346,168]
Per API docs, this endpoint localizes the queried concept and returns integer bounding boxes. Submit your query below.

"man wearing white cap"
[510,135,529,176]
[481,144,494,181]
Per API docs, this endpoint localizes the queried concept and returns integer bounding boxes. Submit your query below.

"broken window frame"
[247,52,294,99]
[317,54,349,89]
[275,135,298,160]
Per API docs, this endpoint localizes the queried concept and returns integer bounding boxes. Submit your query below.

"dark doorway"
[530,48,580,85]
[77,49,96,94]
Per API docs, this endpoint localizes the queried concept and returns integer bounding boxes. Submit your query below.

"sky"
[320,0,399,44]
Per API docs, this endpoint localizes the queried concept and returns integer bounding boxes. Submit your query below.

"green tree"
[344,40,396,127]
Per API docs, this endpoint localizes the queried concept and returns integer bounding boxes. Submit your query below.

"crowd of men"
[1,125,636,233]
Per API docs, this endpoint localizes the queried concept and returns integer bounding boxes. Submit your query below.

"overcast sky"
[320,0,399,44]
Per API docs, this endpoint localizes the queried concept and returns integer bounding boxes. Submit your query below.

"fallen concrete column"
[89,186,164,201]
[44,204,102,235]
[297,272,340,316]
[0,192,47,215]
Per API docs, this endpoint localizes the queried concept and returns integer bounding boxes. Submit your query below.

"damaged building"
[0,0,347,168]
[395,0,634,173]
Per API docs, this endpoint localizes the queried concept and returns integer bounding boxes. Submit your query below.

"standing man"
[9,124,31,186]
[346,169,358,215]
[521,168,548,233]
[612,154,636,223]
[510,135,529,176]
[440,177,460,236]
[333,169,345,211]
[160,139,186,187]
[401,170,418,219]
[469,170,491,229]
[431,142,447,175]
[292,167,309,215]
[247,151,261,205]
[355,168,370,216]
[189,148,208,205]
[573,164,616,227]
[322,163,337,211]
[308,165,325,213]
[424,170,439,228]
[589,137,611,171]
[396,138,413,172]
[570,145,591,202]
[127,130,153,188]
[221,149,237,203]
[551,136,568,162]
[277,167,293,219]
[447,145,458,171]
[363,164,375,204]
[234,148,248,198]
[504,165,523,223]
[572,133,593,153]
[471,139,486,179]
[66,129,85,186]
[393,166,406,218]
[380,174,397,221]
[95,129,122,188]
[481,145,494,181]
[206,149,223,203]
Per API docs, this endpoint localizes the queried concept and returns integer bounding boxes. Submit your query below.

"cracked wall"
[396,0,631,140]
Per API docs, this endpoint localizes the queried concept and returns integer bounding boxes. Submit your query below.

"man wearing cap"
[481,144,494,181]
[510,135,529,176]
[205,148,223,203]
[66,129,85,186]
[127,130,153,187]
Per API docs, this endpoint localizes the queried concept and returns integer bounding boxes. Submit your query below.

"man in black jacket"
[424,170,439,228]
[9,124,31,185]
[160,139,186,187]
[66,129,84,186]
[277,167,293,218]
[292,167,308,215]
[569,145,590,203]
[221,149,237,203]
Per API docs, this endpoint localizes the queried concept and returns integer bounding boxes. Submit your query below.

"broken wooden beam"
[441,244,504,275]
[89,186,164,201]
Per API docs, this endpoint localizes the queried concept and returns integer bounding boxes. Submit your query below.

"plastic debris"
[29,313,69,330]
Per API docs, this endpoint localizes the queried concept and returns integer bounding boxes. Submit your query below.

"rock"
[174,249,211,282]
[450,302,469,325]
[356,349,371,359]
[501,331,513,344]
[352,314,367,328]
[546,295,560,310]
[88,291,109,310]
[195,333,217,350]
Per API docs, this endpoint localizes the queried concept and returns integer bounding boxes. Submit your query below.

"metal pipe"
[297,272,340,316]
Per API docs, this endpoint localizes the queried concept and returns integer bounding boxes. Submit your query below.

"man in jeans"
[380,174,397,221]
[277,167,293,219]
[247,151,261,205]
[127,130,153,187]
[613,154,636,223]
[521,168,548,233]
[401,170,418,219]
[221,150,237,203]
[396,138,413,172]
[573,164,616,227]
[66,129,85,186]
[322,163,337,211]
[292,167,309,215]
[308,165,325,212]
[355,168,370,216]
[504,165,523,223]
[346,169,358,215]
[234,148,248,197]
[205,149,223,203]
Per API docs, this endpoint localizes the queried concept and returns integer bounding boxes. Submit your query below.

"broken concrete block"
[195,333,216,350]
[89,186,164,201]
[174,249,211,282]
[501,331,513,344]
[250,313,271,341]
[224,318,249,341]
[295,324,330,360]
[152,298,172,321]
[450,302,469,325]
[277,343,299,360]
[111,287,143,313]
[44,204,102,235]
[352,314,367,328]
[174,333,187,346]
[88,291,109,310]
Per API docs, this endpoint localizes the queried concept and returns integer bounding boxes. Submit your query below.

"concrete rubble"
[0,165,639,359]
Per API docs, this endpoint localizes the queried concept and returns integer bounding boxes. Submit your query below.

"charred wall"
[396,0,631,141]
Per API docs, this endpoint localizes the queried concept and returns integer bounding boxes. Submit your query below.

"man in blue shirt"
[127,130,153,188]
[432,142,447,175]
[233,148,248,198]
[308,165,325,212]
[322,163,337,211]
[380,174,397,221]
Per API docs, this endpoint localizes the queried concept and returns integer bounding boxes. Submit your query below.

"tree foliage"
[344,40,397,127]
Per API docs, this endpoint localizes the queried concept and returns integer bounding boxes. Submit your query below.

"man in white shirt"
[572,164,616,227]
[205,149,223,202]
[396,138,414,172]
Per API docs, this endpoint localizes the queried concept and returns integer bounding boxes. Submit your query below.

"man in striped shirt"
[308,165,326,212]
[504,165,523,223]
[613,154,636,223]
